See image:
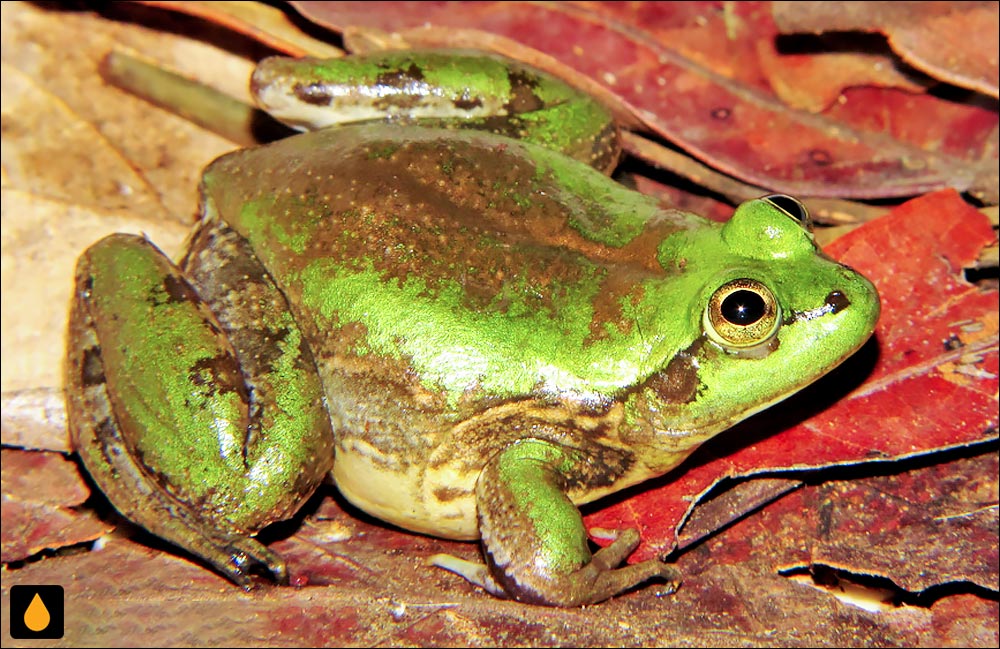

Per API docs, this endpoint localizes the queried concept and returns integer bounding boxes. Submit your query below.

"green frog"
[65,50,880,606]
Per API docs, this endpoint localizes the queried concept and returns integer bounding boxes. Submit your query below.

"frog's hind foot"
[152,522,289,589]
[213,534,289,589]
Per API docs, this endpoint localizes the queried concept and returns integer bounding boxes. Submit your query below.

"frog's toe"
[214,535,289,589]
[429,553,506,598]
[576,528,681,602]
[583,556,682,602]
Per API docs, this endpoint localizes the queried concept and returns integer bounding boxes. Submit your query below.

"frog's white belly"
[332,439,481,540]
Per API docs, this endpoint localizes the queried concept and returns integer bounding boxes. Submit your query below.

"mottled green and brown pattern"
[196,124,694,540]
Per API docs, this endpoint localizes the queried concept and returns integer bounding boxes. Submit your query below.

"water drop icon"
[24,592,51,632]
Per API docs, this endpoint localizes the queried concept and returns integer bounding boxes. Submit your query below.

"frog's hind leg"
[66,231,332,587]
[433,438,679,606]
[253,51,621,173]
[67,353,287,587]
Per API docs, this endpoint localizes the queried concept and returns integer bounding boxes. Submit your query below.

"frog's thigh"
[180,221,335,527]
[474,438,677,606]
[66,234,289,586]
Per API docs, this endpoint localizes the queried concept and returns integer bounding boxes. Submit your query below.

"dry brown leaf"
[1,2,249,441]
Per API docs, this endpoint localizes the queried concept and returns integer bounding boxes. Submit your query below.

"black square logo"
[9,585,64,639]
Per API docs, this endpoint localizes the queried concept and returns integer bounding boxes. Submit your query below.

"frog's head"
[634,195,880,448]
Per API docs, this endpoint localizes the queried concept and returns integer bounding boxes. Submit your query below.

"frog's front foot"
[586,528,680,596]
[434,438,680,606]
[431,527,679,606]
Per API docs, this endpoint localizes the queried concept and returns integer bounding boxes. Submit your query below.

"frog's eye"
[762,194,811,230]
[704,279,780,348]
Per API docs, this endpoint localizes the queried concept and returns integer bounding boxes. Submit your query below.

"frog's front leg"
[433,439,679,606]
[65,228,334,587]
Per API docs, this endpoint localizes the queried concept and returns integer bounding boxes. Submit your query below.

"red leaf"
[691,452,998,595]
[291,1,996,198]
[824,86,997,167]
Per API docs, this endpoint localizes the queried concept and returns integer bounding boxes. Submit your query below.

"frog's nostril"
[825,290,851,314]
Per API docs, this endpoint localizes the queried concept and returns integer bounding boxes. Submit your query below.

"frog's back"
[204,124,703,407]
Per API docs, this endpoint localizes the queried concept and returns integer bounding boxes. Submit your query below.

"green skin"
[65,50,880,606]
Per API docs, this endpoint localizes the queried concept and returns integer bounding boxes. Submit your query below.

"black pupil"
[721,290,766,325]
[766,194,806,222]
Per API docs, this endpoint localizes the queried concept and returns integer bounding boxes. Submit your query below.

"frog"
[65,49,880,607]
